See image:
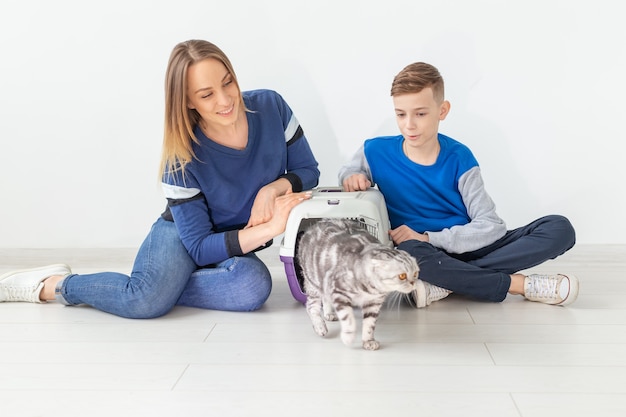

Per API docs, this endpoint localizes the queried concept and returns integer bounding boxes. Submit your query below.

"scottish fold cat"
[297,218,419,350]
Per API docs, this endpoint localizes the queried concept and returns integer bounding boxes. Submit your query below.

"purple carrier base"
[280,255,307,304]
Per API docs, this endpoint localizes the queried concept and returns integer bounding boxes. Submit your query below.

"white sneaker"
[412,279,452,308]
[0,264,71,303]
[524,273,579,306]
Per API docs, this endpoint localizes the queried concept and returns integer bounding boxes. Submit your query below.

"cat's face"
[368,248,419,294]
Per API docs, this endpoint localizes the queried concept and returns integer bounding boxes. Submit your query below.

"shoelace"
[2,285,40,303]
[526,275,559,299]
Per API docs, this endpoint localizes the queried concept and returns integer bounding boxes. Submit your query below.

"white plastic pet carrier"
[279,187,392,303]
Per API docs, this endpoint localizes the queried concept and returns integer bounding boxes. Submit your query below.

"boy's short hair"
[390,62,445,103]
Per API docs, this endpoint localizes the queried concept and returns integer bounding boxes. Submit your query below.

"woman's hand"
[266,191,312,234]
[238,190,311,254]
[389,225,429,246]
[246,179,292,228]
[342,173,371,192]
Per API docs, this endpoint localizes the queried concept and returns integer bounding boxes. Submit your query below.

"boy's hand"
[342,174,371,192]
[389,225,429,245]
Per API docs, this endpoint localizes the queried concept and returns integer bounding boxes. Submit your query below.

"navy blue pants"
[397,215,576,302]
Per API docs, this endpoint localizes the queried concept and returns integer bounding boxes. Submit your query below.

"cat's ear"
[370,248,390,258]
[369,257,390,276]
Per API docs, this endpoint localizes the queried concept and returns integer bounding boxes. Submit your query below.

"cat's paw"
[312,321,328,337]
[340,331,355,346]
[324,312,338,321]
[362,340,380,351]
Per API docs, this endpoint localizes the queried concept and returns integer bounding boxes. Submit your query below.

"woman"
[0,40,320,317]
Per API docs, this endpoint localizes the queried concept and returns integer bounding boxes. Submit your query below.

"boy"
[339,62,578,307]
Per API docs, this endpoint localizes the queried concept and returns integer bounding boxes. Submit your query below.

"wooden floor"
[0,244,625,417]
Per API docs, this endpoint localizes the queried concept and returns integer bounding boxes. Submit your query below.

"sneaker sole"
[412,280,427,308]
[558,274,579,306]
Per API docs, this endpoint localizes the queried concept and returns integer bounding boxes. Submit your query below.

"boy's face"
[393,88,450,149]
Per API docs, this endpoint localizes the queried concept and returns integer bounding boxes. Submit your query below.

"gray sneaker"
[412,279,452,308]
[0,264,71,303]
[524,273,579,306]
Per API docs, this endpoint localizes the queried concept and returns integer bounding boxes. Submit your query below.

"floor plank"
[1,244,625,416]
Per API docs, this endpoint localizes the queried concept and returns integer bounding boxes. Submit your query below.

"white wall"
[1,0,623,248]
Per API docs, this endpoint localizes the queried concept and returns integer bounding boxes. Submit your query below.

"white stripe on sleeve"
[284,115,299,142]
[161,182,201,200]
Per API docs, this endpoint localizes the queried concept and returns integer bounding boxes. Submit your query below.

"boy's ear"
[439,100,451,120]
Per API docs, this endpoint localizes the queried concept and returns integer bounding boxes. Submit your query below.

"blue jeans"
[55,217,272,318]
[397,215,576,302]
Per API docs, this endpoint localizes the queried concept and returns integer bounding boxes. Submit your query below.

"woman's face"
[186,58,241,129]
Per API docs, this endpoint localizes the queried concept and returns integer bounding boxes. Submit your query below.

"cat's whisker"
[384,291,405,319]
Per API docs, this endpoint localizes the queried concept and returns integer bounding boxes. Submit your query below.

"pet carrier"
[279,187,392,303]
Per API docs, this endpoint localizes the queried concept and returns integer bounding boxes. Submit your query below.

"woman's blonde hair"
[390,62,445,103]
[159,40,244,178]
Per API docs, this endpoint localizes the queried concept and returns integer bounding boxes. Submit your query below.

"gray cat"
[297,218,419,350]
